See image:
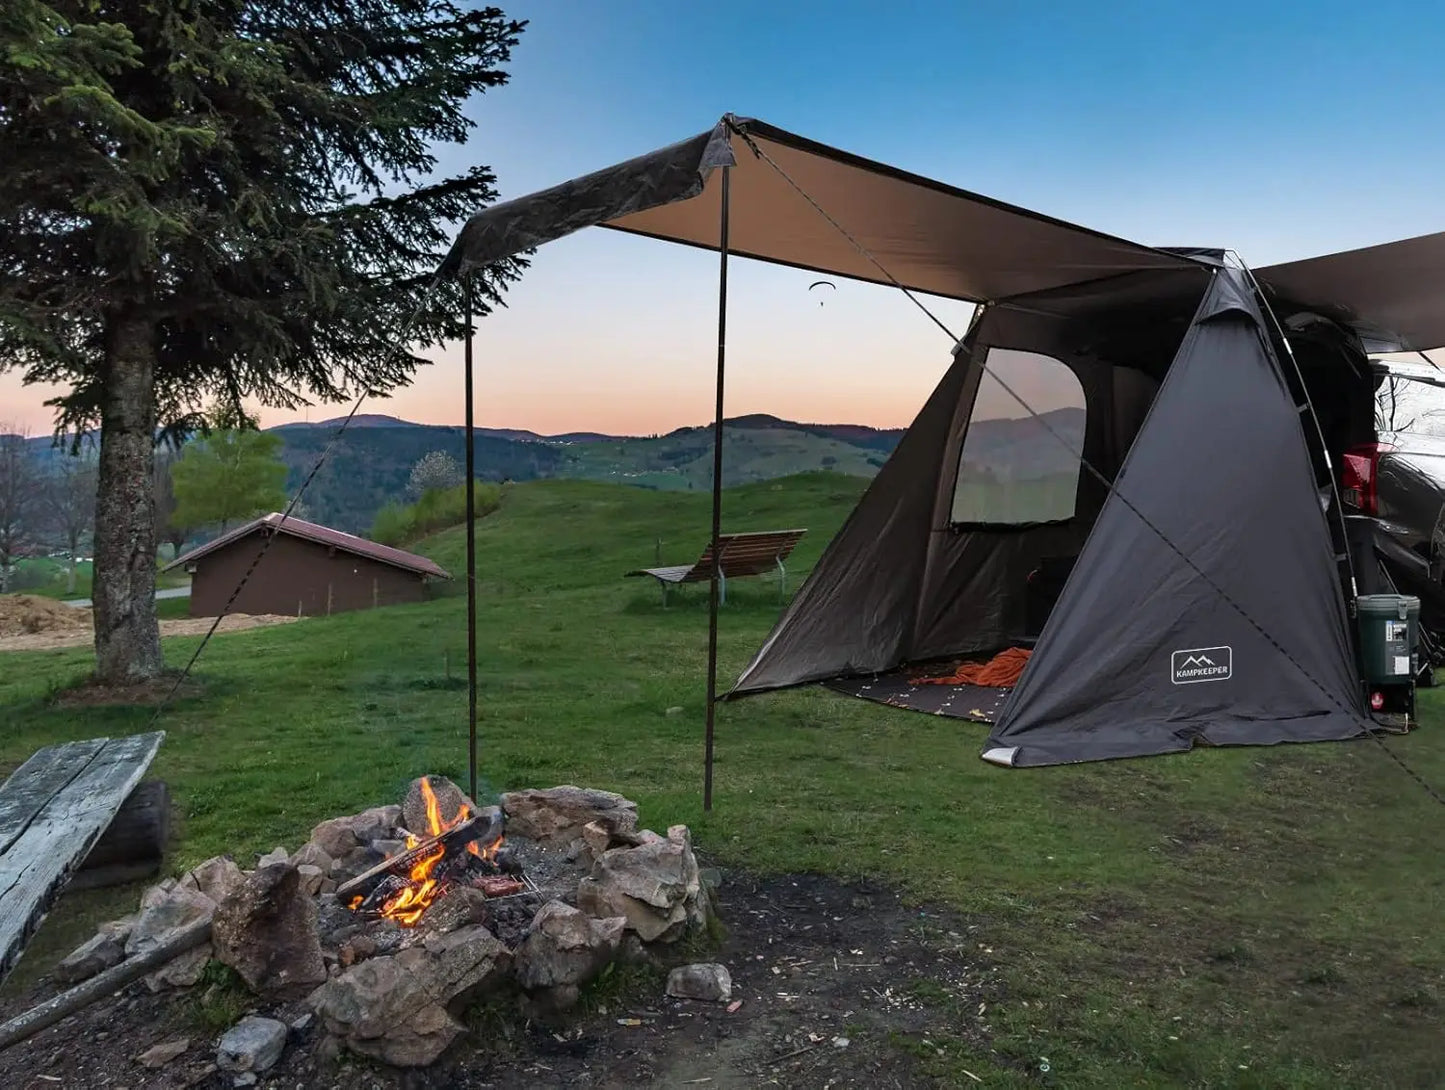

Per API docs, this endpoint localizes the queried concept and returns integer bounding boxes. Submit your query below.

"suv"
[1341,359,1445,658]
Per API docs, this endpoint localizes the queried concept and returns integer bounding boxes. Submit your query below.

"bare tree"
[1377,374,1445,438]
[153,448,193,559]
[0,426,40,592]
[45,450,98,594]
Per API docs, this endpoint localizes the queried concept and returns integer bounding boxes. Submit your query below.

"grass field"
[8,557,191,600]
[1,474,1442,1087]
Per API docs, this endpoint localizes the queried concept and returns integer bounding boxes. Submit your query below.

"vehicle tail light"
[1341,442,1395,515]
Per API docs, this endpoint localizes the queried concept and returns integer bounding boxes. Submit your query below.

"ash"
[475,835,588,947]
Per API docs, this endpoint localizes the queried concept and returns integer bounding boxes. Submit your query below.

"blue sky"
[7,0,1445,433]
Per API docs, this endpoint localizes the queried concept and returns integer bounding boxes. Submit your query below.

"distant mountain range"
[10,409,1078,536]
[268,411,906,450]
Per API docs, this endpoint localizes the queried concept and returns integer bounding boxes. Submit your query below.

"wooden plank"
[0,739,108,856]
[0,731,164,982]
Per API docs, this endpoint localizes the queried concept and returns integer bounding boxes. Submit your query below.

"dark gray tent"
[439,115,1445,774]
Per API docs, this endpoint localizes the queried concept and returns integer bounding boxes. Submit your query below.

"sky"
[7,0,1445,435]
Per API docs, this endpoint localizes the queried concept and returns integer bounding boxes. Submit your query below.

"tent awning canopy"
[439,114,1445,352]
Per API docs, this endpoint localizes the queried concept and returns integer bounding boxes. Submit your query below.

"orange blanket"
[912,646,1032,688]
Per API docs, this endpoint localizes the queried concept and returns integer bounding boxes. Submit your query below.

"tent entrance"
[824,646,1034,724]
[827,672,1012,724]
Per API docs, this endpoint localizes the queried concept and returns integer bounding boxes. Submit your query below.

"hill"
[6,409,1077,536]
[264,412,907,528]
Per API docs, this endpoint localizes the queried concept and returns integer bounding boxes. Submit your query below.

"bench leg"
[660,579,669,609]
[776,557,786,604]
[719,571,726,606]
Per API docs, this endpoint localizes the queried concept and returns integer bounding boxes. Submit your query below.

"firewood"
[79,781,170,871]
[335,812,496,901]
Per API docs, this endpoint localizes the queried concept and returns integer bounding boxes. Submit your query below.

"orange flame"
[373,777,502,927]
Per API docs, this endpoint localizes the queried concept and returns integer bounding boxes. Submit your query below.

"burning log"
[336,811,498,903]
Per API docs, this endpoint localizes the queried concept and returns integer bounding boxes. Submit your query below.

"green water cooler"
[1356,593,1420,717]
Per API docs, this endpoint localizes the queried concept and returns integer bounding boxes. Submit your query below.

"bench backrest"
[693,529,807,578]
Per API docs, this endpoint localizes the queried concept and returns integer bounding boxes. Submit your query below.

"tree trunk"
[93,314,164,683]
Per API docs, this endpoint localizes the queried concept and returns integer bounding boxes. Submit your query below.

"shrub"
[371,481,502,545]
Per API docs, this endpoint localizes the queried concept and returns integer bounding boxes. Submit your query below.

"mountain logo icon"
[1171,646,1232,684]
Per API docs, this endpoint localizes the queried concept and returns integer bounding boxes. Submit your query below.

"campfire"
[53,779,719,1071]
[340,778,531,927]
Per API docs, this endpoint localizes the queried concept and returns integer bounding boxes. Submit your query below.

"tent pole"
[464,274,479,803]
[704,166,731,812]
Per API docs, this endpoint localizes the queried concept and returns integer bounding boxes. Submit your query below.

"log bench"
[0,731,166,982]
[625,528,808,606]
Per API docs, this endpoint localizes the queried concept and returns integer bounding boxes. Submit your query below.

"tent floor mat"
[824,671,1012,723]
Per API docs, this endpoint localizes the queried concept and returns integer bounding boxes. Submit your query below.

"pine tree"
[0,1,526,681]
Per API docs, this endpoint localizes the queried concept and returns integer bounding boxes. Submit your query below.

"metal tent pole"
[464,275,479,803]
[703,166,731,812]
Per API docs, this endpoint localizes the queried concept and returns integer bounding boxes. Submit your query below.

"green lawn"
[1,473,1442,1087]
[7,557,190,600]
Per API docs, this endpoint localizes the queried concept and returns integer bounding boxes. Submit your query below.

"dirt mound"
[0,595,91,638]
[0,610,302,653]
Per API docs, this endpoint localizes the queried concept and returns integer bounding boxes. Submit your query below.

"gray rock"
[329,845,378,883]
[296,864,326,897]
[139,877,179,910]
[513,901,625,996]
[666,962,732,1002]
[137,1037,190,1068]
[232,1075,258,1088]
[212,863,327,996]
[289,1012,314,1032]
[582,820,612,855]
[257,846,288,868]
[370,838,406,859]
[401,776,481,837]
[308,923,510,1067]
[147,943,212,991]
[217,1016,287,1073]
[308,817,360,860]
[348,804,403,844]
[576,824,704,943]
[54,929,127,984]
[126,885,216,987]
[501,785,639,846]
[180,856,246,904]
[699,866,723,893]
[423,885,490,935]
[289,841,334,873]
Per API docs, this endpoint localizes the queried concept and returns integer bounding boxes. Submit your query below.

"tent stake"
[464,274,479,804]
[704,165,731,812]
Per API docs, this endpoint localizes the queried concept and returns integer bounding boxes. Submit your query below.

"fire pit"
[340,779,529,927]
[52,778,717,1069]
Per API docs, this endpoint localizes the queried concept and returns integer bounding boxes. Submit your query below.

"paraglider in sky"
[808,280,836,306]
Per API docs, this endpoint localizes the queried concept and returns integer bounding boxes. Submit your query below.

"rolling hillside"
[9,408,1080,535]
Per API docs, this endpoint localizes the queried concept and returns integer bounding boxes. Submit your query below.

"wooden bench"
[0,731,165,982]
[625,529,807,606]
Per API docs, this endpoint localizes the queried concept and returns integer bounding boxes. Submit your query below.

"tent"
[438,115,1445,780]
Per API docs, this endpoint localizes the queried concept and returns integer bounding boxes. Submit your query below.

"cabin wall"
[187,532,429,617]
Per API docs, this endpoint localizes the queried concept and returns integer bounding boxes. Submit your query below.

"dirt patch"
[0,612,303,653]
[51,671,207,708]
[0,872,1005,1088]
[0,594,91,638]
